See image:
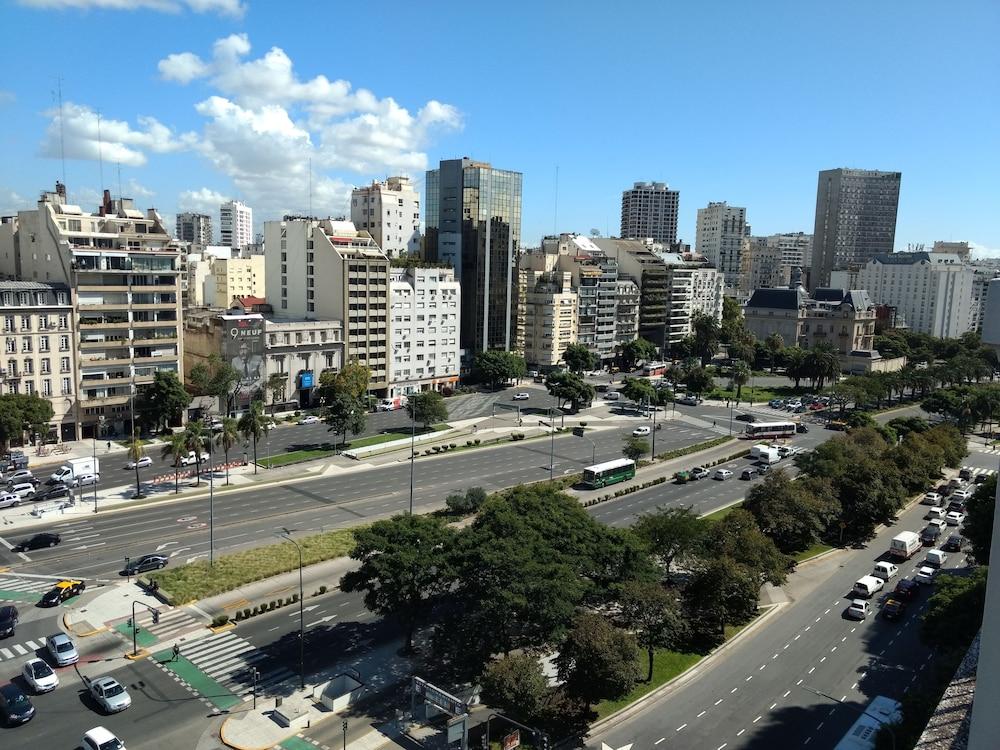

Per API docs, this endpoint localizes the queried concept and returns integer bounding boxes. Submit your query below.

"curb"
[62,612,107,638]
[587,602,784,736]
[209,622,236,634]
[220,715,280,750]
[124,648,149,661]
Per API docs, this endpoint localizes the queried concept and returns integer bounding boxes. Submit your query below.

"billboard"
[222,315,265,393]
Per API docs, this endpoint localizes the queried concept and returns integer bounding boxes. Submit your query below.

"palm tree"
[806,344,840,390]
[730,360,751,403]
[126,431,146,499]
[765,332,784,374]
[215,417,240,485]
[238,401,270,474]
[160,432,188,494]
[784,347,808,390]
[183,420,211,486]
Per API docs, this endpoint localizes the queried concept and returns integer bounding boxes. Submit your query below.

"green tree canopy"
[406,390,448,428]
[633,506,708,575]
[555,613,643,704]
[701,508,791,586]
[136,371,192,433]
[622,436,649,461]
[618,580,686,682]
[619,376,656,406]
[480,654,550,724]
[324,391,367,447]
[474,349,527,390]
[683,556,761,643]
[921,568,988,652]
[545,371,595,411]
[620,338,657,371]
[682,366,714,396]
[562,343,599,374]
[0,394,55,447]
[963,475,996,564]
[317,359,372,403]
[691,312,721,365]
[744,471,841,554]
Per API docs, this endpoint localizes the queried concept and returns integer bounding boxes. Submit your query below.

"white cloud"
[18,0,244,17]
[0,188,28,215]
[0,91,15,106]
[39,101,198,167]
[969,242,1000,260]
[178,187,230,213]
[124,179,155,200]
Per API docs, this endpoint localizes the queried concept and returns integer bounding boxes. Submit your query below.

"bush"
[285,596,293,605]
[467,440,473,446]
[318,585,327,594]
[579,421,588,428]
[211,614,230,628]
[243,608,251,620]
[433,446,442,453]
[450,443,457,449]
[292,593,300,602]
[425,449,433,455]
[474,438,481,445]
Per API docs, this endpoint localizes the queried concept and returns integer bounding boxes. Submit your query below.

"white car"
[925,506,946,521]
[82,726,126,750]
[125,456,152,470]
[872,561,899,581]
[714,469,733,480]
[298,415,321,425]
[178,451,209,466]
[691,467,710,480]
[632,426,652,437]
[922,491,942,505]
[678,395,702,406]
[21,658,59,693]
[45,633,79,666]
[0,492,22,509]
[88,676,131,713]
[785,400,803,410]
[945,511,966,526]
[512,392,530,401]
[915,566,938,585]
[8,482,37,500]
[846,600,870,620]
[4,469,34,485]
[75,473,100,487]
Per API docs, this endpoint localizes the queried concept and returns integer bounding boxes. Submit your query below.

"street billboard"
[222,314,265,393]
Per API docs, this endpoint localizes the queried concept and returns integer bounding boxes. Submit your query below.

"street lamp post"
[277,528,306,689]
[209,447,215,566]
[408,404,415,515]
[548,397,557,481]
[650,397,657,458]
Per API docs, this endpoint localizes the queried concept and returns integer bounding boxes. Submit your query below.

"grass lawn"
[595,649,703,719]
[261,448,336,468]
[707,384,804,404]
[147,527,358,604]
[655,435,733,462]
[793,542,835,563]
[702,502,743,522]
[347,423,450,450]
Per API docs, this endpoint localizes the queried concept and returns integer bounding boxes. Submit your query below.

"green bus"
[581,458,636,489]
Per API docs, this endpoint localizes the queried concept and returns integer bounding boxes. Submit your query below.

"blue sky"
[1,0,997,255]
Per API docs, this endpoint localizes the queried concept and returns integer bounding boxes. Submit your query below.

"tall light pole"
[548,396,557,480]
[277,528,305,689]
[408,400,415,515]
[650,397,657,458]
[209,444,215,566]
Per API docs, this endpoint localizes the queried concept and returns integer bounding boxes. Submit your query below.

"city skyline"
[0,1,997,257]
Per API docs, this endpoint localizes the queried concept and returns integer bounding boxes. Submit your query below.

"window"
[58,315,68,329]
[4,339,13,354]
[23,359,33,374]
[62,377,71,395]
[21,338,32,353]
[20,316,31,331]
[41,358,50,374]
[61,357,70,372]
[57,292,68,305]
[24,381,34,395]
[59,335,70,351]
[42,379,52,396]
[39,336,49,352]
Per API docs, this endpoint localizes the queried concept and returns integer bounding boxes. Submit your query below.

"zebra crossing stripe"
[0,648,13,659]
[25,640,40,650]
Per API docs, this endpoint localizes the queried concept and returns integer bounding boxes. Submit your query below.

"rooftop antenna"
[308,157,313,217]
[55,77,67,191]
[96,110,105,190]
[117,162,123,202]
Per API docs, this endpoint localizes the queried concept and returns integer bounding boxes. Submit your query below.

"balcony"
[81,394,130,407]
[82,355,133,367]
[80,339,128,349]
[131,302,178,311]
[133,336,178,346]
[78,284,130,293]
[79,319,130,329]
[78,303,129,311]
[134,355,177,365]
[132,319,177,328]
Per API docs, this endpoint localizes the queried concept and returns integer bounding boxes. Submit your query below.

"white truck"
[889,530,921,560]
[48,456,99,485]
[750,444,781,464]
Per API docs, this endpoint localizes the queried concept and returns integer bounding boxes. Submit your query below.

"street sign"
[447,715,467,745]
[502,730,521,750]
[413,677,467,716]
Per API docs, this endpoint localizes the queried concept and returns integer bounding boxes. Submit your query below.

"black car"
[40,580,86,607]
[34,484,72,503]
[0,605,17,637]
[12,532,61,552]
[735,414,756,423]
[974,473,988,484]
[882,598,907,622]
[893,578,920,602]
[740,467,758,480]
[123,554,169,575]
[796,424,809,433]
[0,683,35,726]
[944,534,964,552]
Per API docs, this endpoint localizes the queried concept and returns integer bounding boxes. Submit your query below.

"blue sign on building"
[299,372,314,389]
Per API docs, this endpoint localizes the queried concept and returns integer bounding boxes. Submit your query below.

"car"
[846,600,870,620]
[948,477,965,489]
[873,561,899,581]
[776,445,794,458]
[209,420,224,432]
[915,566,938,585]
[714,469,733,480]
[755,462,772,474]
[944,534,963,552]
[951,489,974,503]
[893,578,920,601]
[809,402,826,411]
[678,395,701,406]
[178,451,210,467]
[21,658,59,693]
[12,532,61,552]
[0,605,18,637]
[882,598,907,622]
[527,370,539,378]
[925,506,946,521]
[45,633,79,666]
[0,492,21,509]
[740,467,758,480]
[959,467,974,481]
[922,491,943,505]
[690,467,710,480]
[793,405,808,413]
[945,511,966,526]
[673,470,691,483]
[974,473,989,484]
[82,726,127,750]
[298,415,321,425]
[947,499,967,513]
[8,482,37,500]
[512,392,530,401]
[3,469,35,485]
[125,456,152,470]
[87,676,131,714]
[74,473,100,487]
[631,425,651,437]
[123,554,168,575]
[734,413,755,422]
[375,400,397,412]
[786,400,803,410]
[768,399,784,408]
[35,483,72,503]
[795,423,809,434]
[0,683,35,726]
[40,579,86,607]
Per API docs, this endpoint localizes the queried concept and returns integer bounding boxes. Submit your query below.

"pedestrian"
[172,643,180,662]
[107,441,111,452]
[713,420,717,427]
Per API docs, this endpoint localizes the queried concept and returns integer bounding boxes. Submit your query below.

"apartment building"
[206,255,266,307]
[983,277,1000,358]
[519,269,578,370]
[0,184,183,439]
[264,217,390,393]
[176,212,213,248]
[932,240,971,261]
[0,281,78,442]
[695,202,748,288]
[220,200,253,251]
[388,264,461,398]
[620,181,680,244]
[351,177,421,258]
[589,238,668,350]
[738,233,813,297]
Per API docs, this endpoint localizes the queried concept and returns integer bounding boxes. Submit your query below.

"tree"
[481,654,550,724]
[445,487,489,514]
[187,354,239,413]
[341,514,457,652]
[618,581,685,681]
[619,376,656,407]
[182,420,211,487]
[784,347,809,389]
[620,338,657,371]
[474,349,526,390]
[266,372,287,416]
[720,296,745,345]
[683,557,761,642]
[237,401,270,474]
[633,506,707,575]
[160,432,188,494]
[622,436,649,461]
[702,509,792,586]
[730,360,751,402]
[0,394,55,448]
[886,416,930,438]
[744,472,840,553]
[317,359,372,404]
[136,371,192,433]
[215,417,240,485]
[963,475,996,564]
[921,569,989,652]
[545,371,595,411]
[556,613,642,704]
[805,343,840,390]
[126,431,146,499]
[406,391,448,429]
[562,343,599,374]
[765,332,784,373]
[682,366,714,396]
[691,313,720,366]
[324,392,366,449]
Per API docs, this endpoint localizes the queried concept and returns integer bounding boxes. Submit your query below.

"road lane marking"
[831,647,837,653]
[783,643,789,650]
[820,657,826,663]
[717,745,727,750]
[815,617,822,623]
[797,679,803,685]
[654,739,665,745]
[851,682,858,689]
[715,699,723,705]
[824,608,831,615]
[737,729,745,736]
[851,627,856,633]
[805,626,811,632]
[808,667,816,674]
[794,634,801,640]
[759,664,766,670]
[783,690,791,698]
[746,675,753,682]
[770,703,778,710]
[731,687,738,694]
[697,710,707,718]
[841,695,847,702]
[753,716,762,724]
[772,653,779,659]
[676,724,687,732]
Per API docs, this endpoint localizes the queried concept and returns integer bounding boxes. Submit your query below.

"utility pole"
[278,529,306,688]
[408,405,415,514]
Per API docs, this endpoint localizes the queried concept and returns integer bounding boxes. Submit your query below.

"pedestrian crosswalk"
[962,466,997,480]
[0,638,44,662]
[132,607,203,641]
[0,575,57,603]
[178,631,295,699]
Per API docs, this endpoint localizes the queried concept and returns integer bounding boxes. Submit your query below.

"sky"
[0,0,998,256]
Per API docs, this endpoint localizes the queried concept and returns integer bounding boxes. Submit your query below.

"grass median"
[655,435,734,462]
[147,527,359,604]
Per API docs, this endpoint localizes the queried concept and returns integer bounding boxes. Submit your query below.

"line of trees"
[0,393,54,449]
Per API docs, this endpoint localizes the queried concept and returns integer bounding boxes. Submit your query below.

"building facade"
[0,185,184,439]
[206,255,266,307]
[739,232,814,297]
[264,218,390,393]
[176,212,213,248]
[931,240,971,261]
[388,264,461,398]
[220,200,253,251]
[0,281,78,442]
[620,181,679,244]
[695,202,748,288]
[811,168,901,289]
[982,277,1000,357]
[424,158,522,355]
[519,269,578,370]
[351,177,421,258]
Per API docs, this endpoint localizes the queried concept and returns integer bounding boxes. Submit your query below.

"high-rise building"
[0,184,184,439]
[811,168,901,288]
[982,277,1000,357]
[424,158,522,354]
[620,181,680,244]
[176,212,213,248]
[518,269,578,370]
[351,177,421,258]
[264,217,390,393]
[932,240,971,261]
[695,202,748,288]
[220,200,253,251]
[739,232,814,297]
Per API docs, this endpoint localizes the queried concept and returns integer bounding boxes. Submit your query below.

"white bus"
[744,421,796,440]
[833,695,901,750]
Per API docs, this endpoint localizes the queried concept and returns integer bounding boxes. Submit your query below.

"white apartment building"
[519,269,578,370]
[388,264,461,398]
[0,184,183,439]
[658,253,725,349]
[264,218,391,393]
[695,202,749,288]
[176,212,213,248]
[854,252,976,338]
[351,177,421,258]
[220,200,253,251]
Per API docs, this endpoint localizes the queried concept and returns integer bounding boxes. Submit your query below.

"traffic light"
[152,609,160,625]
